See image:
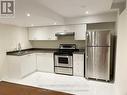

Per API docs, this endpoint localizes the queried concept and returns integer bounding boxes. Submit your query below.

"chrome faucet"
[17,43,22,52]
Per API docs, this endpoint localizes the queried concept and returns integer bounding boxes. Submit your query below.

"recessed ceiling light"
[85,11,89,14]
[54,22,57,25]
[27,13,30,17]
[31,24,34,26]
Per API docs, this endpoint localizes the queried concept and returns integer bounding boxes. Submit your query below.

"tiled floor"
[10,72,114,95]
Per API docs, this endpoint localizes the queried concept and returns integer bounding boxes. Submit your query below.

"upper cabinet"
[28,27,57,40]
[68,24,86,40]
[28,24,86,41]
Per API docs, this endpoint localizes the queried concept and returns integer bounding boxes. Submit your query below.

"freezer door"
[86,31,111,46]
[86,47,110,80]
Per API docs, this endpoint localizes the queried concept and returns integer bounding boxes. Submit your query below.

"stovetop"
[54,44,78,56]
[54,49,79,56]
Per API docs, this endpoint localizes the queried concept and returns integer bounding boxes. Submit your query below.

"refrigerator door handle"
[86,32,89,46]
[86,33,89,40]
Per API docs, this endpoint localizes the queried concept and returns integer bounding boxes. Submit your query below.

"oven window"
[58,57,68,64]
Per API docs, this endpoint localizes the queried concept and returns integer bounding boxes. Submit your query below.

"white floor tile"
[9,72,115,95]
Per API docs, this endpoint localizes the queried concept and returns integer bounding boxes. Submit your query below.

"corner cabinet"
[20,54,36,77]
[7,54,36,79]
[73,53,85,77]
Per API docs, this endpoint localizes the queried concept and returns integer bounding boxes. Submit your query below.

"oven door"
[55,55,72,67]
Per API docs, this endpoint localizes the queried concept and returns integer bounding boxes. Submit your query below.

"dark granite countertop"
[7,48,85,56]
[6,48,58,56]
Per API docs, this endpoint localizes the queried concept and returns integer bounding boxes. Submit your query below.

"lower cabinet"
[73,53,84,77]
[36,53,54,73]
[20,54,36,77]
[7,52,85,79]
[7,53,54,79]
[7,54,36,79]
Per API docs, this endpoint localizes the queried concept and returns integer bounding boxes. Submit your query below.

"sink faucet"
[17,43,22,52]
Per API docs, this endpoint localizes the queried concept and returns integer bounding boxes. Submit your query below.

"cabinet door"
[73,54,84,77]
[7,56,21,79]
[36,53,54,73]
[47,26,64,40]
[27,54,36,74]
[21,54,36,77]
[49,26,68,39]
[86,47,110,80]
[69,24,86,40]
[28,27,49,40]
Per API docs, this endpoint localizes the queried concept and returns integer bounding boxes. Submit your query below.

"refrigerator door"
[86,30,111,46]
[86,47,110,80]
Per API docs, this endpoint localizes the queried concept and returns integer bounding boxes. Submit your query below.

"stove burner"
[54,44,78,56]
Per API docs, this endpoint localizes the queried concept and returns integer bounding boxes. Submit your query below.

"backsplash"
[30,36,85,49]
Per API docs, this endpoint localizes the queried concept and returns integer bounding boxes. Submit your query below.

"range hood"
[55,32,75,36]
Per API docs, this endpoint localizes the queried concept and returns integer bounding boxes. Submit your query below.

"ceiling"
[0,0,122,27]
[38,0,113,17]
[0,0,64,27]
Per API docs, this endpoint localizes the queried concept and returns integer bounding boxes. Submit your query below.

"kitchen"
[0,0,126,95]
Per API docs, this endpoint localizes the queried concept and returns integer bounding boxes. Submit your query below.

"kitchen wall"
[0,23,31,80]
[0,24,31,52]
[115,9,127,95]
[31,36,85,49]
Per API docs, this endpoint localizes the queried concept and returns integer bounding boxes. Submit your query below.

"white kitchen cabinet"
[20,54,36,77]
[68,24,86,40]
[75,24,86,40]
[29,27,49,40]
[47,26,67,40]
[28,26,67,40]
[36,53,54,73]
[29,27,58,40]
[73,53,84,77]
[7,54,36,79]
[28,24,86,41]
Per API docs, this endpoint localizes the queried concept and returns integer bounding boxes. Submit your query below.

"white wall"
[115,9,127,95]
[0,23,31,80]
[64,12,117,24]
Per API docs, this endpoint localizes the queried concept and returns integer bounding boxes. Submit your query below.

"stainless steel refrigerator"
[85,30,112,81]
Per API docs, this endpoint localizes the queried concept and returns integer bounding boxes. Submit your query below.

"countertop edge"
[7,48,85,56]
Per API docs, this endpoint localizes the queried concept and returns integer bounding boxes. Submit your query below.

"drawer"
[54,67,73,75]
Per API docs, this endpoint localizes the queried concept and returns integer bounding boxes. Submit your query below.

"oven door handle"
[55,55,71,58]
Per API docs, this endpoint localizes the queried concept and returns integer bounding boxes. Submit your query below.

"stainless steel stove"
[54,44,78,75]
